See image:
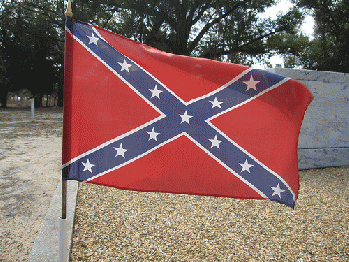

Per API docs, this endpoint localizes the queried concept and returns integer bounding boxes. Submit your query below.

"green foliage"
[107,0,305,62]
[265,31,311,68]
[0,0,65,107]
[297,0,349,72]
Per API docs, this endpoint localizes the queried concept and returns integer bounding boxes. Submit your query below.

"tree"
[100,0,304,63]
[68,0,304,64]
[0,0,65,108]
[0,0,307,108]
[266,31,311,68]
[297,0,349,72]
[0,29,9,108]
[0,0,120,107]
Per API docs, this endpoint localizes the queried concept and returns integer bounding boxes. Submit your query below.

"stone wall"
[268,68,349,169]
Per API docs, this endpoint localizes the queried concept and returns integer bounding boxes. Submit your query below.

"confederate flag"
[62,17,313,208]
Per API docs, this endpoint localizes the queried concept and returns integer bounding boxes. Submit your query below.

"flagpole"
[62,0,72,222]
[60,1,73,261]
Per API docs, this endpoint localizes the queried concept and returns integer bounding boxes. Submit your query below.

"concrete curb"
[28,179,78,262]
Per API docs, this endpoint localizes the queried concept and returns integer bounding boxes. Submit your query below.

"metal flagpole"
[60,1,73,261]
[62,0,73,221]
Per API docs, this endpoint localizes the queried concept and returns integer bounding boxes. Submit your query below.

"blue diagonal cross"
[63,19,295,207]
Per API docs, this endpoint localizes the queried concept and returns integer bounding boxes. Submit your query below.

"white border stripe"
[187,68,253,104]
[205,77,295,200]
[91,25,253,106]
[85,133,184,182]
[91,26,188,106]
[85,132,268,200]
[62,115,164,168]
[183,134,268,199]
[63,27,165,168]
[207,77,290,121]
[207,121,295,201]
[65,27,165,117]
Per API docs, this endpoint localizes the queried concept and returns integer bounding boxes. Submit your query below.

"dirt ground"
[0,107,63,262]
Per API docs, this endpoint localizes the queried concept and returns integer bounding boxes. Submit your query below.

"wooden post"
[31,98,35,121]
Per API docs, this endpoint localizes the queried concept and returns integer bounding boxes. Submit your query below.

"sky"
[253,0,315,68]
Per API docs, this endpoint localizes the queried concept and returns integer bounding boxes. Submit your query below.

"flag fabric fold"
[62,17,313,208]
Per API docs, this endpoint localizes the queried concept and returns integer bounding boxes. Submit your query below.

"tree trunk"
[34,94,43,108]
[57,88,63,107]
[0,86,8,108]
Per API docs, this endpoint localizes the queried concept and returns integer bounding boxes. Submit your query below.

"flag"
[62,17,313,208]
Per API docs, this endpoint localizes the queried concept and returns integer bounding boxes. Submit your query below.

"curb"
[28,179,78,262]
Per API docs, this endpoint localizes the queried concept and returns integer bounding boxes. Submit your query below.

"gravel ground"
[70,166,349,261]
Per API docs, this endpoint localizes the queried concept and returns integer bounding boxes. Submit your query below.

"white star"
[271,183,286,199]
[114,143,127,158]
[209,135,222,148]
[243,75,260,91]
[149,85,163,98]
[209,97,224,108]
[87,33,99,45]
[82,159,95,173]
[147,127,160,141]
[179,111,193,124]
[118,59,132,72]
[239,159,254,173]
